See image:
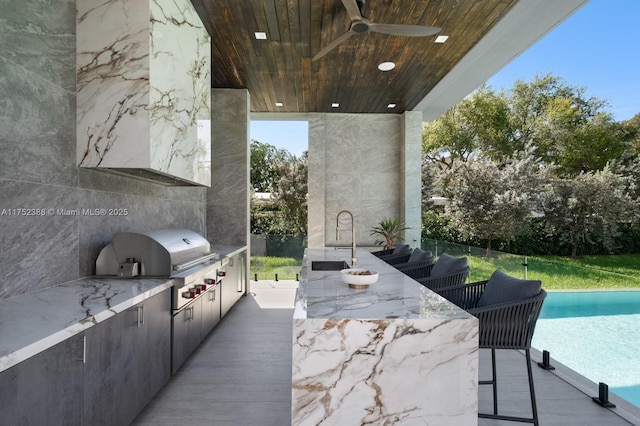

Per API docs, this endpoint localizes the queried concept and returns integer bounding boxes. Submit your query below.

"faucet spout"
[336,210,356,266]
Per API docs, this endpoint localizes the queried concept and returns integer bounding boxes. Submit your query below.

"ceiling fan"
[312,0,441,61]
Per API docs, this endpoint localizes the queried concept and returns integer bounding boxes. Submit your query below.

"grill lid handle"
[172,252,219,271]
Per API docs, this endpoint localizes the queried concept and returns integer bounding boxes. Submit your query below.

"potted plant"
[370,216,410,249]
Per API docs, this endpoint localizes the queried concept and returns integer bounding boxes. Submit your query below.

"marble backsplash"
[308,114,404,249]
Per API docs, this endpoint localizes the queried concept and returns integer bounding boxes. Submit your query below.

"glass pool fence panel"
[422,238,528,283]
[250,234,307,281]
[423,239,640,289]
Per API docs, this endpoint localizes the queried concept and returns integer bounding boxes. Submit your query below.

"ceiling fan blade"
[369,22,441,37]
[312,30,355,61]
[341,0,363,22]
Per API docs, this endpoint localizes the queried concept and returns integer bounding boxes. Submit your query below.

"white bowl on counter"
[340,268,379,288]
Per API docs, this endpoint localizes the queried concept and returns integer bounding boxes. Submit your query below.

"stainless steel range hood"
[96,229,217,277]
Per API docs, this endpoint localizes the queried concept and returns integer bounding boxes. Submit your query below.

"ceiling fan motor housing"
[352,21,369,33]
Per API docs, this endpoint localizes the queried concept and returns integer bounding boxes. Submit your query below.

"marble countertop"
[294,248,474,320]
[211,244,246,259]
[0,277,172,372]
[0,245,246,373]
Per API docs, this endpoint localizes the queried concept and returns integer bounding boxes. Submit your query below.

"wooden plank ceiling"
[191,0,519,114]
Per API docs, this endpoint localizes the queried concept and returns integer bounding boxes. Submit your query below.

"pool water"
[532,291,640,409]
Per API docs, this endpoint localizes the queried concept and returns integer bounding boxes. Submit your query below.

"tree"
[271,152,308,235]
[422,85,510,169]
[422,74,629,176]
[250,140,308,235]
[250,140,290,192]
[508,74,628,176]
[542,168,636,258]
[440,146,547,254]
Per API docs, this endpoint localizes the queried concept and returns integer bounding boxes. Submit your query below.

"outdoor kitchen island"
[293,248,479,425]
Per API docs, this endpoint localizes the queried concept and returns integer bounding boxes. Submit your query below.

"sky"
[250,0,640,157]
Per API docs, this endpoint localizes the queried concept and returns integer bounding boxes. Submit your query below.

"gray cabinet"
[0,335,84,426]
[202,282,221,335]
[84,289,171,426]
[172,297,203,374]
[221,251,246,318]
[0,289,170,426]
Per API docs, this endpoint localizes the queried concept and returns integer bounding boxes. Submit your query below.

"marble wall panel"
[0,180,79,299]
[0,0,208,301]
[77,189,206,277]
[325,199,401,248]
[77,0,211,186]
[206,204,248,246]
[207,89,249,245]
[307,117,327,248]
[0,0,76,92]
[308,113,410,248]
[0,57,77,187]
[401,112,424,247]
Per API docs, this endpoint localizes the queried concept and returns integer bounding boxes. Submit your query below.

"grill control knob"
[182,290,196,299]
[217,271,226,277]
[196,284,207,291]
[204,278,215,285]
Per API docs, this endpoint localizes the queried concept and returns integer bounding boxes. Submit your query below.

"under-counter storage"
[221,250,246,318]
[0,335,85,425]
[0,288,171,426]
[172,297,204,374]
[172,280,221,374]
[202,282,221,335]
[84,289,171,426]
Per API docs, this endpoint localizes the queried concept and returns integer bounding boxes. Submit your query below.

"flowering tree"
[543,168,636,257]
[250,140,308,235]
[272,152,308,235]
[441,146,546,254]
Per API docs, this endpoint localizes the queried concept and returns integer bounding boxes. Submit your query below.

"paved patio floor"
[134,281,639,425]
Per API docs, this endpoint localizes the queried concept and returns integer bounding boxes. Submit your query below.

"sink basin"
[311,261,350,271]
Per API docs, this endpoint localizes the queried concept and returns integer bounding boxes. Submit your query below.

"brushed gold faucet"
[336,210,356,266]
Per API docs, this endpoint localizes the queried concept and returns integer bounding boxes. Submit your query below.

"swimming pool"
[532,291,640,409]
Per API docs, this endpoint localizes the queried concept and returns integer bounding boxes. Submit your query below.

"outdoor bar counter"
[292,248,479,425]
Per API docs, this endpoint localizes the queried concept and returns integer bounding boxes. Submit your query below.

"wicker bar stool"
[437,270,547,425]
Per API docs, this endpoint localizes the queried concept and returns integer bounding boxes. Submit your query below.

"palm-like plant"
[370,216,410,249]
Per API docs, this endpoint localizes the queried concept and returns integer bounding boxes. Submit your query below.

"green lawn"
[468,253,640,290]
[252,253,640,289]
[250,256,302,280]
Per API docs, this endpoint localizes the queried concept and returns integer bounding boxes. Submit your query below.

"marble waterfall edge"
[292,317,478,425]
[293,249,479,425]
[76,0,211,186]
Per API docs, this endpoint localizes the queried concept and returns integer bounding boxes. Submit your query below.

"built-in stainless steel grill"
[96,229,227,373]
[96,229,221,311]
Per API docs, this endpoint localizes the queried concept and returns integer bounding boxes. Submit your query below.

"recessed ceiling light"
[378,61,396,71]
[331,103,340,108]
[255,32,267,40]
[275,102,283,107]
[435,35,449,43]
[387,103,397,109]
